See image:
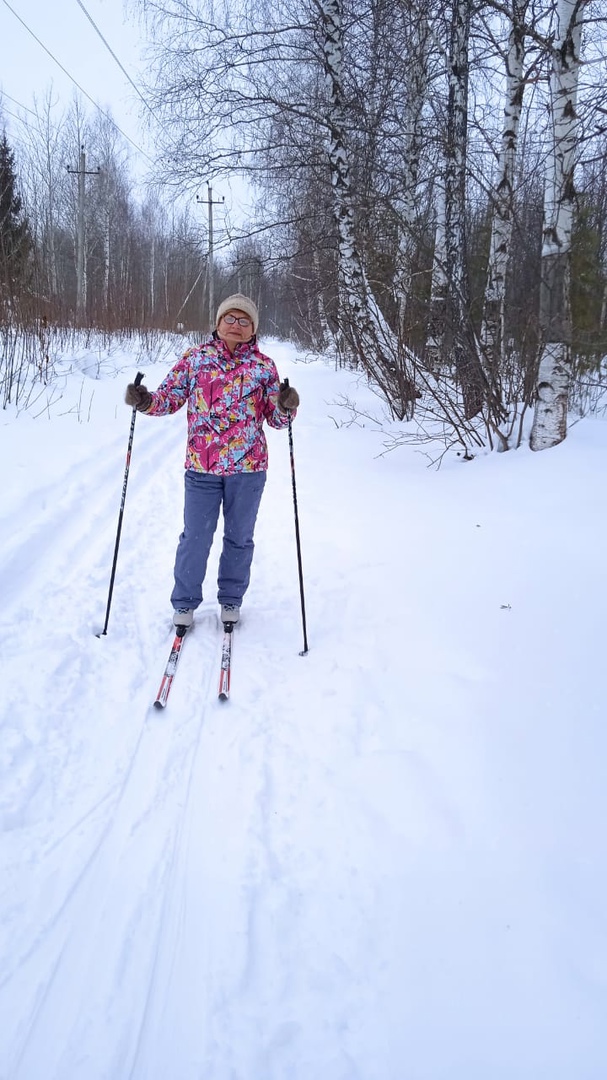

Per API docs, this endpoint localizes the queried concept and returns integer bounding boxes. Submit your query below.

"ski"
[218,624,234,701]
[153,625,189,709]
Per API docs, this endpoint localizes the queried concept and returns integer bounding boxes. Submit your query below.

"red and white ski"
[218,625,234,701]
[153,626,188,709]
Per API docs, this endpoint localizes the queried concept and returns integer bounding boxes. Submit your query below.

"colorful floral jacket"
[146,335,293,474]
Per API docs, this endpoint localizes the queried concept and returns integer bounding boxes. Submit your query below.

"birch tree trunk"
[425,186,448,371]
[445,0,485,419]
[150,232,156,325]
[102,210,111,317]
[530,0,587,451]
[41,117,61,301]
[312,249,331,351]
[393,13,432,333]
[481,0,528,373]
[321,0,418,418]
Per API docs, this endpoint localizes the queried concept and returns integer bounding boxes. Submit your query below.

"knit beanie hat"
[215,293,259,334]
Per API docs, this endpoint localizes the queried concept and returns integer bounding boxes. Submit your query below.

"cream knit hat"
[215,293,259,334]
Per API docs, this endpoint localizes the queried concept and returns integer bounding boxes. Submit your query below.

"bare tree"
[392,10,435,334]
[425,183,449,370]
[530,0,588,450]
[319,0,420,416]
[481,0,530,375]
[444,0,488,419]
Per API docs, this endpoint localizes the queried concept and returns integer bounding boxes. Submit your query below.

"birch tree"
[480,0,529,376]
[530,0,588,450]
[425,184,448,370]
[19,92,70,303]
[320,0,419,418]
[444,0,486,418]
[391,9,435,334]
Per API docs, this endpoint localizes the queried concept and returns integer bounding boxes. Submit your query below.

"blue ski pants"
[170,469,267,610]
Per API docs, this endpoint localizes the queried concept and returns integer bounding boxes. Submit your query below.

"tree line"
[138,0,607,450]
[0,97,257,336]
[2,0,607,450]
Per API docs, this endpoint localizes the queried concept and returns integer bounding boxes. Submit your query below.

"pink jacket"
[146,336,293,474]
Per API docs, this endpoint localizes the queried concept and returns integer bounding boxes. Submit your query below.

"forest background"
[1,0,607,456]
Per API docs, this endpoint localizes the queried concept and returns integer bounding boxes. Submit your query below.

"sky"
[0,334,606,1078]
[0,0,247,227]
[0,0,150,160]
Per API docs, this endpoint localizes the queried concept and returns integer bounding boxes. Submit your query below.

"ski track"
[0,418,179,622]
[0,413,206,1077]
[2,624,219,1079]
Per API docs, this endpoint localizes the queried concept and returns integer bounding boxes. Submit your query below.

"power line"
[74,0,164,127]
[0,104,27,126]
[0,89,39,118]
[0,0,155,164]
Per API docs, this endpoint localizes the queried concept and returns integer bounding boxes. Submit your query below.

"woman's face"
[217,309,254,352]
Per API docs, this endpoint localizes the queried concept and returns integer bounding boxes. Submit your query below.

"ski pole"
[284,379,309,655]
[98,371,145,636]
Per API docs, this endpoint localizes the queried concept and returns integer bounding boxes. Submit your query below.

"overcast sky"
[0,0,151,162]
[0,0,252,226]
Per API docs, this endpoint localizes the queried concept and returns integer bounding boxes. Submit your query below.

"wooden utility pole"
[67,146,101,321]
[197,184,224,330]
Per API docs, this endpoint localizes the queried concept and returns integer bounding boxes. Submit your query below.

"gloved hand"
[125,382,153,411]
[278,381,300,411]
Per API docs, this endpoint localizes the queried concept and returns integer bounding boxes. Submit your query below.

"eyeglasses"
[223,314,252,326]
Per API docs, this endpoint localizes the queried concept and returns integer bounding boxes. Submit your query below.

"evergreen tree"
[0,131,31,290]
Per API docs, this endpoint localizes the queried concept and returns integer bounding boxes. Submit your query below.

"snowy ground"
[0,336,606,1080]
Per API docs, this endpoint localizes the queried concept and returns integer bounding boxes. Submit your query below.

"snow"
[1,336,606,1079]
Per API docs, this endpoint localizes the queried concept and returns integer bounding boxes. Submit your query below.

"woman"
[125,293,299,627]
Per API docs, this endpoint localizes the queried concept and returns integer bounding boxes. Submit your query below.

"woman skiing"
[125,293,299,627]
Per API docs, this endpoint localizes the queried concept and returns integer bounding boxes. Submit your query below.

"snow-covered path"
[1,340,606,1079]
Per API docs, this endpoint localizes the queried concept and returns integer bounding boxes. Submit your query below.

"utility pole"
[197,184,225,330]
[67,146,101,322]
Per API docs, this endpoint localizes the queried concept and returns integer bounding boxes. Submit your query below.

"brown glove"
[278,381,300,411]
[125,383,153,411]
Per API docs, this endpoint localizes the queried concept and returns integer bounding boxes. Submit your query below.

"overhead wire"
[1,0,221,319]
[1,105,29,126]
[0,0,156,164]
[1,0,213,331]
[74,0,165,128]
[0,90,39,118]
